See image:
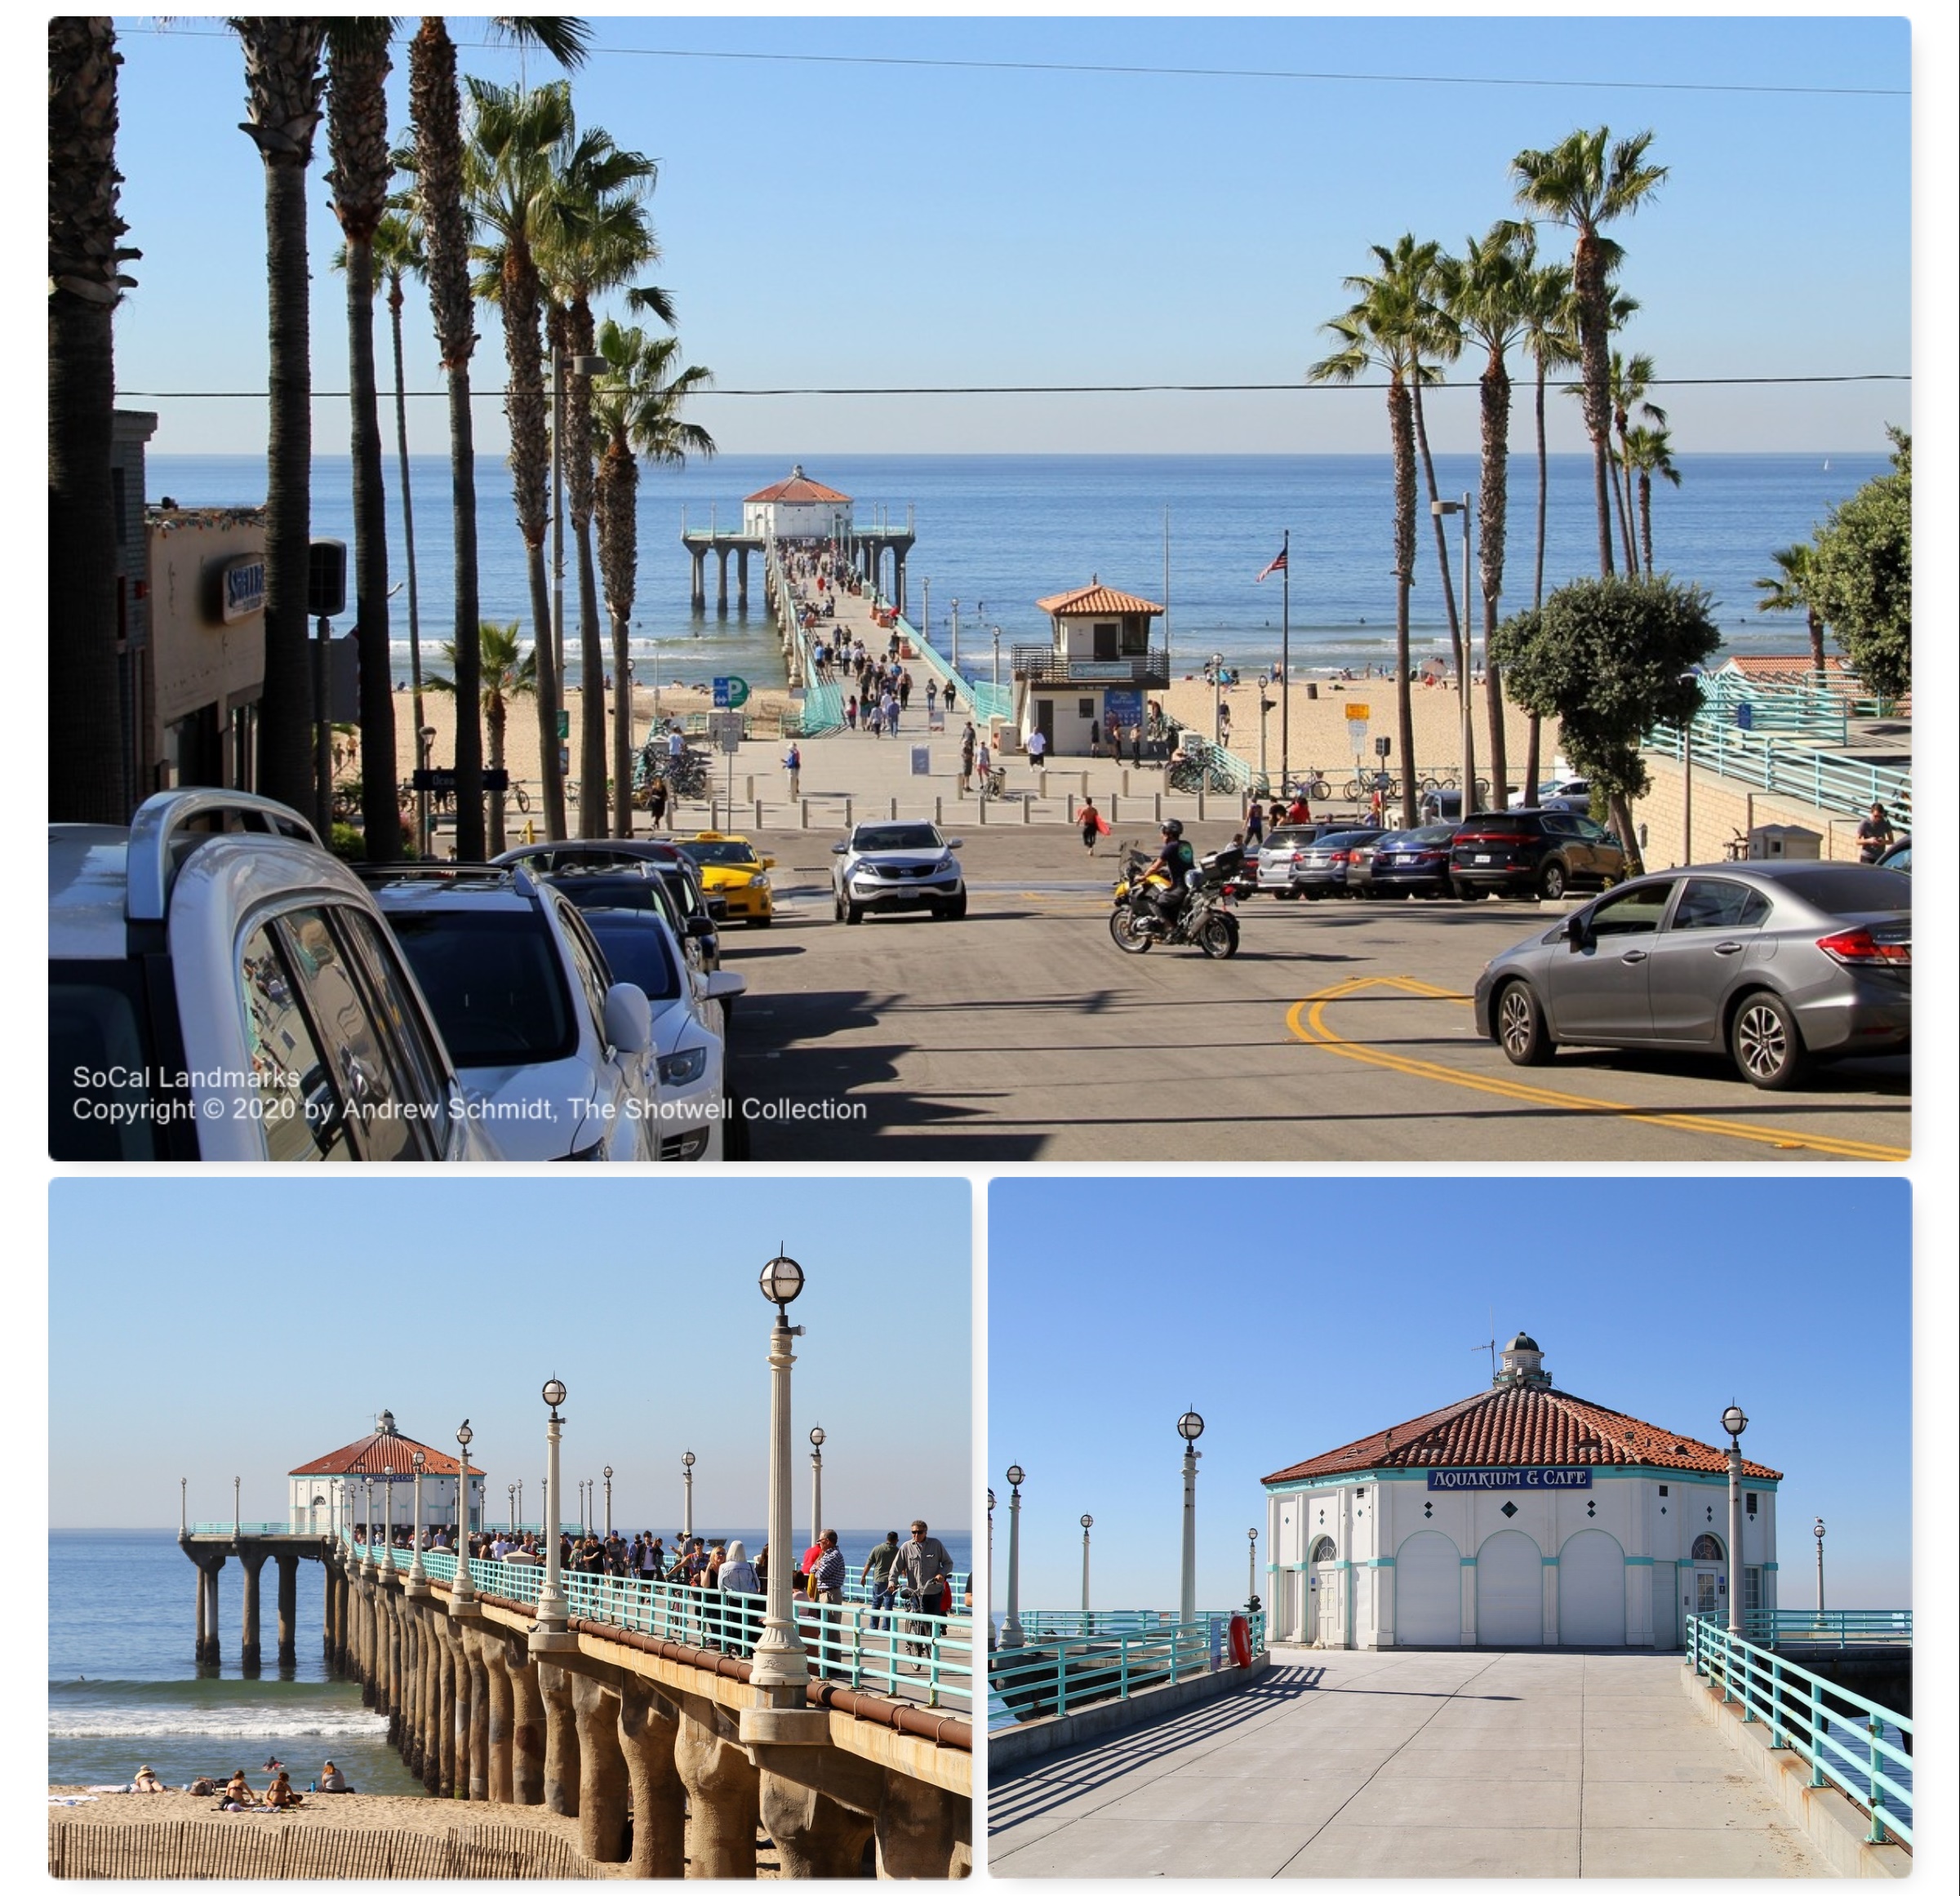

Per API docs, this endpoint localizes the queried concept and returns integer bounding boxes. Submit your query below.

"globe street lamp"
[1002,1466,1026,1650]
[179,1477,188,1542]
[1722,1403,1749,1637]
[531,1380,576,1651]
[808,1427,826,1548]
[1177,1410,1205,1624]
[1080,1514,1094,1614]
[361,1478,375,1575]
[405,1450,429,1596]
[451,1421,478,1612]
[233,1474,242,1546]
[603,1466,613,1540]
[1814,1516,1827,1623]
[1247,1526,1260,1613]
[508,1483,517,1534]
[750,1250,812,1693]
[986,1490,996,1651]
[681,1452,696,1541]
[380,1463,395,1574]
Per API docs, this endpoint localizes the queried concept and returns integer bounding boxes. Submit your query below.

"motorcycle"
[1109,844,1243,958]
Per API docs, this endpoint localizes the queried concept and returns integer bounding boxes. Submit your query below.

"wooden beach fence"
[49,1818,599,1880]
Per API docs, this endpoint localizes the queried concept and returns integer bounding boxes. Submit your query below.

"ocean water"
[49,1527,971,1792]
[144,452,1884,695]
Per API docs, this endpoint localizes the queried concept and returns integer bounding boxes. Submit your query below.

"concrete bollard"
[1021,794,1030,824]
[889,795,898,819]
[760,1772,877,1878]
[1198,790,1207,822]
[673,1707,761,1878]
[570,1672,632,1863]
[1111,794,1119,824]
[1154,792,1163,822]
[754,799,763,830]
[844,797,853,831]
[935,795,943,823]
[537,1661,582,1818]
[1067,793,1077,821]
[616,1683,685,1878]
[799,797,809,830]
[978,793,987,826]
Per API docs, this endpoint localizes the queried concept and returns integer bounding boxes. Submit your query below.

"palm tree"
[465,75,576,842]
[538,118,665,837]
[1621,424,1682,576]
[1606,349,1667,575]
[406,16,589,860]
[1309,247,1429,829]
[232,17,328,822]
[1441,222,1533,810]
[1754,544,1827,678]
[1512,128,1668,576]
[425,621,536,857]
[593,322,716,837]
[324,19,398,860]
[49,18,138,822]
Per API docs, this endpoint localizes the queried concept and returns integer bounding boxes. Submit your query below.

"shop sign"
[1426,1468,1593,1491]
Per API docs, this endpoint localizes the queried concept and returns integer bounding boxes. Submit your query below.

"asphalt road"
[710,827,1910,1162]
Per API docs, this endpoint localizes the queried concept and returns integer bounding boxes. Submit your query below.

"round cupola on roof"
[376,1409,398,1435]
[1495,1334,1551,1388]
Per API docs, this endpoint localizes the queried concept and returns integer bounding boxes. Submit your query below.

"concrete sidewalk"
[988,1649,1831,1879]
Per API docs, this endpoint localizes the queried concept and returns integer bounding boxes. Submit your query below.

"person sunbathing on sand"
[132,1765,167,1793]
[318,1761,353,1794]
[264,1771,304,1809]
[220,1769,257,1809]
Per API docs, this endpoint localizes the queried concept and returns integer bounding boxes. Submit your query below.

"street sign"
[712,677,728,708]
[556,711,570,740]
[712,676,752,710]
[713,712,744,753]
[910,746,931,776]
[1349,717,1370,755]
[1344,701,1371,720]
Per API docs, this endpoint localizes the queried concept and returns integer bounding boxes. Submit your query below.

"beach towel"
[49,1796,98,1805]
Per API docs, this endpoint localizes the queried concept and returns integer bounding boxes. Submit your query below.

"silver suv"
[51,789,496,1161]
[830,822,967,923]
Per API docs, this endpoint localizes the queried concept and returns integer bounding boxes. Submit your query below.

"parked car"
[1450,808,1629,903]
[1363,824,1463,899]
[1537,776,1591,801]
[1289,828,1389,898]
[544,875,745,1161]
[1255,824,1340,898]
[51,789,496,1161]
[495,839,722,971]
[1873,837,1911,875]
[1472,861,1910,1089]
[364,865,659,1161]
[831,822,966,923]
[674,832,776,927]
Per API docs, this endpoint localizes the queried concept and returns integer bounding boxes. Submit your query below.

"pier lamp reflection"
[532,1380,576,1652]
[1722,1404,1748,1637]
[1002,1466,1025,1650]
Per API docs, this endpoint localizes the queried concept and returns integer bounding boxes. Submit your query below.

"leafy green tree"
[1491,575,1718,873]
[1753,543,1825,679]
[1807,429,1910,703]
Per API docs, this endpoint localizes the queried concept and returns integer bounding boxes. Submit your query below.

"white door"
[1557,1530,1627,1645]
[1653,1566,1679,1650]
[1395,1532,1462,1646]
[1476,1530,1544,1646]
[1309,1539,1340,1645]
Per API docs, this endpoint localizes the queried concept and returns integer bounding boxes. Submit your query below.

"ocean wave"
[51,1706,389,1741]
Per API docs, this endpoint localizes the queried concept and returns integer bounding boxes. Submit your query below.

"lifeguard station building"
[1260,1334,1780,1650]
[1011,579,1168,757]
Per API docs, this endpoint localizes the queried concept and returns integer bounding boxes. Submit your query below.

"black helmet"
[1161,819,1184,839]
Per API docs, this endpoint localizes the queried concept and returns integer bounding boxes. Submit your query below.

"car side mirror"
[704,970,746,1003]
[1563,912,1591,951]
[946,837,963,850]
[830,841,848,854]
[685,916,715,940]
[761,856,776,869]
[603,982,652,1058]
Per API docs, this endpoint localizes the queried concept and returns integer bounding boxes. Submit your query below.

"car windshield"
[853,825,941,852]
[1317,831,1379,848]
[382,908,578,1068]
[552,875,680,931]
[1777,867,1912,916]
[50,961,166,1160]
[681,841,758,867]
[577,911,683,1001]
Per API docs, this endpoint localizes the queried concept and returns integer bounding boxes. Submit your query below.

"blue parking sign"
[713,677,730,708]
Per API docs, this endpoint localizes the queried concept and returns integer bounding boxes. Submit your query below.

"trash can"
[1305,682,1318,700]
[1748,824,1821,861]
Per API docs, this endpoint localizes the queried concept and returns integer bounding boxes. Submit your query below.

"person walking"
[1080,797,1104,855]
[925,678,939,717]
[1026,725,1048,769]
[889,1520,954,1659]
[784,742,802,800]
[862,1530,900,1633]
[646,776,669,831]
[976,739,992,792]
[959,723,976,790]
[1246,800,1265,847]
[944,679,958,716]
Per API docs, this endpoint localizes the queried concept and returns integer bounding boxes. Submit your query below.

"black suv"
[1449,807,1628,903]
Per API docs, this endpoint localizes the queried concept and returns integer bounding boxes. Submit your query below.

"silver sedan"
[1472,862,1910,1089]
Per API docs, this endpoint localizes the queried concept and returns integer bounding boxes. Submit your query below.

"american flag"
[1256,546,1288,582]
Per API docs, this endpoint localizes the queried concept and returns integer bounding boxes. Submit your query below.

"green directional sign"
[556,710,570,740]
[725,676,751,708]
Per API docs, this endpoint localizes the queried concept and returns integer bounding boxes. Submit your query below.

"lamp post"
[682,1452,696,1541]
[603,1466,613,1539]
[1080,1514,1094,1614]
[1814,1517,1827,1623]
[381,1468,394,1574]
[362,1478,374,1574]
[1677,670,1705,866]
[750,1250,811,1690]
[991,625,1002,702]
[180,1477,188,1541]
[516,1481,523,1535]
[233,1474,242,1544]
[1247,1526,1260,1612]
[531,1380,575,1650]
[1210,652,1226,746]
[509,1483,517,1534]
[1722,1403,1749,1637]
[808,1427,826,1548]
[1002,1466,1025,1649]
[451,1421,478,1610]
[986,1489,996,1650]
[1177,1410,1205,1624]
[1430,496,1476,817]
[405,1451,429,1596]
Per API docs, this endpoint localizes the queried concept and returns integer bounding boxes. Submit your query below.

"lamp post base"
[739,1706,831,1746]
[527,1626,579,1655]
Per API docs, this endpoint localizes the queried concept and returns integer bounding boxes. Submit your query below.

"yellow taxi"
[676,832,776,927]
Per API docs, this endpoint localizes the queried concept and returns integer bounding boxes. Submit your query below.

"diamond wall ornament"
[1500,1501,1519,1518]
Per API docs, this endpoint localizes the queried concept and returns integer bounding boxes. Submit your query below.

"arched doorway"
[1557,1530,1627,1645]
[1688,1532,1727,1623]
[1308,1536,1340,1646]
[1395,1530,1462,1646]
[1476,1530,1544,1645]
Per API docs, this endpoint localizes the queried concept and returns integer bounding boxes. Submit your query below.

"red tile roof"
[1263,1383,1779,1484]
[744,470,852,505]
[1035,582,1165,617]
[289,1430,476,1479]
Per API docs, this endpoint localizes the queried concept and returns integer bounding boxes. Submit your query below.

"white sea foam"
[51,1706,389,1742]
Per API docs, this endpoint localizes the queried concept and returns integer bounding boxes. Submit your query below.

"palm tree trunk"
[1807,607,1825,679]
[344,233,398,859]
[1574,232,1616,577]
[47,18,130,823]
[598,437,639,839]
[1411,380,1473,805]
[487,697,508,858]
[1525,359,1549,797]
[447,366,487,858]
[388,274,429,853]
[1478,361,1511,810]
[566,304,607,838]
[1389,380,1419,831]
[1638,470,1655,575]
[1612,422,1638,575]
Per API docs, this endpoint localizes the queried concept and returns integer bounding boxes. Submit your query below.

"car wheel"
[832,890,844,922]
[1456,883,1484,903]
[749,914,771,929]
[937,889,968,921]
[1538,859,1568,902]
[1731,991,1811,1090]
[844,901,864,926]
[1496,980,1555,1066]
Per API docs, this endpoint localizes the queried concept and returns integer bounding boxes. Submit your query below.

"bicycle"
[980,765,1006,801]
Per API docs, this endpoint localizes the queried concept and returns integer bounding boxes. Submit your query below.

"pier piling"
[274,1552,298,1668]
[238,1547,267,1672]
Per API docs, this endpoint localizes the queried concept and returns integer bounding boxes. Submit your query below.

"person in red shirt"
[1285,795,1311,826]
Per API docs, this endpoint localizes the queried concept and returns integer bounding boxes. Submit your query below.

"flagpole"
[1280,531,1291,794]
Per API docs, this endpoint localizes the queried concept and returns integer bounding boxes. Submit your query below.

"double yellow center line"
[1284,976,1907,1162]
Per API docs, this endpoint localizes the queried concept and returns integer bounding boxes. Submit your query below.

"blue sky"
[989,1178,1912,1610]
[47,1178,971,1532]
[94,10,1923,457]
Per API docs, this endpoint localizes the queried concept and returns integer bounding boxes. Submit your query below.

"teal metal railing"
[892,615,1014,726]
[987,1610,1266,1733]
[1686,1612,1912,1847]
[339,1530,971,1716]
[1645,722,1911,828]
[1740,1609,1912,1648]
[189,1521,295,1535]
[767,544,845,737]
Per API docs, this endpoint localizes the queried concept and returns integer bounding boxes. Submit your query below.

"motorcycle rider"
[1136,819,1198,933]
